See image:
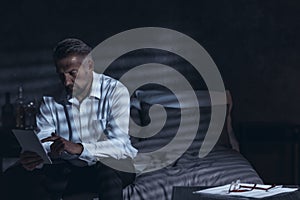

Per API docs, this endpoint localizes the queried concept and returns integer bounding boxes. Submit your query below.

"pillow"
[131,89,236,156]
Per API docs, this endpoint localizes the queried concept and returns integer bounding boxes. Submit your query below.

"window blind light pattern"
[0,50,61,125]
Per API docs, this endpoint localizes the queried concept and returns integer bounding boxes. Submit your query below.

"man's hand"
[20,151,43,171]
[41,133,83,157]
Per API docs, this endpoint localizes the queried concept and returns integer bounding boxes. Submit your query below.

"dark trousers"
[1,159,135,200]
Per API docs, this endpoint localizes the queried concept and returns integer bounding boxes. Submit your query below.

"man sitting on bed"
[1,38,137,200]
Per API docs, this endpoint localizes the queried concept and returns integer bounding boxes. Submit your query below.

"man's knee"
[95,160,136,188]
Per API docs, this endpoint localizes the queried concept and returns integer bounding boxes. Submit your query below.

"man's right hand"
[20,151,43,171]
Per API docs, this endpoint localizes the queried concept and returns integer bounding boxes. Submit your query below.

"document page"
[194,183,298,198]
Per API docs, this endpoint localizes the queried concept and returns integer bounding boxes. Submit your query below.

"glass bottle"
[15,85,25,129]
[25,100,37,130]
[1,92,14,128]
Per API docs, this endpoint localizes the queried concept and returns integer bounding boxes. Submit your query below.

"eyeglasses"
[228,180,277,193]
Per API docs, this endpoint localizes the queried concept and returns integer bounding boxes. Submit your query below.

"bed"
[121,88,263,200]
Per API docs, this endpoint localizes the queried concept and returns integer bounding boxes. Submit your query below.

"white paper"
[12,129,52,164]
[194,183,298,198]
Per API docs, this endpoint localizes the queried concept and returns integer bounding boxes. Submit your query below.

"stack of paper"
[194,183,298,198]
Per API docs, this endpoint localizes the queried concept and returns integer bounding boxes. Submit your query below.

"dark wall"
[0,0,300,126]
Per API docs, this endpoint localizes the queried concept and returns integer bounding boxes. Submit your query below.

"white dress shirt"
[36,72,138,166]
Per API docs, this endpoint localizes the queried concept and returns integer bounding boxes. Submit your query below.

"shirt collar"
[67,72,101,105]
[89,72,101,99]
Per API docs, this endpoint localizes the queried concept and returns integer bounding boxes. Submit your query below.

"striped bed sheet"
[123,146,263,200]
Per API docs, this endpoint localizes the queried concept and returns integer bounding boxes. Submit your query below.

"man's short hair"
[53,38,92,63]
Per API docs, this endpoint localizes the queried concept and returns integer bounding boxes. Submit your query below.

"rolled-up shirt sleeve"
[36,97,56,153]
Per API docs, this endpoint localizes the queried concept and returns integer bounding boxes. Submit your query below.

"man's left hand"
[41,133,83,157]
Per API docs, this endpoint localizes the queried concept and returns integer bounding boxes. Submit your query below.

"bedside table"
[238,122,300,185]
